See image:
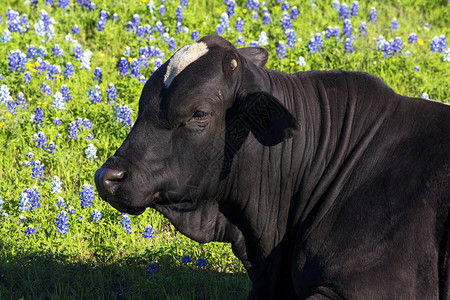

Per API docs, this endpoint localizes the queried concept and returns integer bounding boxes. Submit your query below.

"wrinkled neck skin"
[219,65,399,298]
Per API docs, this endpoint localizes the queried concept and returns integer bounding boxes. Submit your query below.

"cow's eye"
[192,111,210,121]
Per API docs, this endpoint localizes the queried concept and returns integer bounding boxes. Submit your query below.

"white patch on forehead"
[164,42,209,88]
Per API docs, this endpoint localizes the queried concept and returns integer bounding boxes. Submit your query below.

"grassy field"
[0,0,448,298]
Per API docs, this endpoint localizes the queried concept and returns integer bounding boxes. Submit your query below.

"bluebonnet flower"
[47,64,61,81]
[68,122,80,139]
[404,50,412,56]
[1,29,12,43]
[54,118,63,126]
[16,92,26,109]
[368,7,377,23]
[216,24,225,35]
[235,18,244,33]
[73,44,83,61]
[71,25,80,34]
[18,187,42,212]
[88,85,102,104]
[41,83,52,95]
[391,18,399,31]
[52,92,65,110]
[8,50,28,73]
[339,3,349,19]
[281,2,289,11]
[93,67,102,83]
[25,225,37,236]
[285,29,297,48]
[276,41,286,59]
[359,22,368,35]
[113,13,119,21]
[27,44,37,59]
[381,40,392,58]
[129,58,141,78]
[262,12,271,25]
[85,144,97,160]
[148,1,156,13]
[80,49,93,70]
[91,209,102,222]
[309,33,323,54]
[114,104,133,126]
[34,9,56,40]
[430,35,447,53]
[106,83,117,102]
[24,71,33,83]
[56,210,70,234]
[143,225,156,239]
[119,57,129,75]
[414,66,420,72]
[0,84,13,105]
[236,35,246,45]
[155,22,164,36]
[290,6,299,20]
[220,12,231,31]
[19,215,26,222]
[351,1,359,17]
[421,93,429,99]
[32,131,48,149]
[52,44,64,57]
[147,262,159,276]
[246,0,259,11]
[6,100,17,115]
[86,133,94,140]
[0,195,3,211]
[159,4,166,16]
[97,10,108,32]
[281,12,293,31]
[191,29,200,41]
[68,206,76,214]
[80,184,95,209]
[343,19,352,36]
[78,0,97,10]
[332,0,340,11]
[55,196,66,207]
[32,106,45,126]
[120,213,132,233]
[444,48,450,62]
[176,6,183,23]
[168,38,177,52]
[51,176,63,194]
[60,85,71,102]
[58,0,70,9]
[45,0,55,6]
[296,56,306,66]
[344,37,354,53]
[196,257,207,267]
[408,33,418,44]
[391,37,403,55]
[258,31,269,46]
[31,160,44,180]
[182,254,192,263]
[6,8,30,33]
[37,46,47,58]
[225,0,236,17]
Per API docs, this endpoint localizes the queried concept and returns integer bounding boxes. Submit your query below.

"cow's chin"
[105,196,147,215]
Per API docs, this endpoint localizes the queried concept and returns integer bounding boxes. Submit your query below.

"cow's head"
[94,35,300,244]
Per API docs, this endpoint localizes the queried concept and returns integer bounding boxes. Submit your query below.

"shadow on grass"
[0,251,251,299]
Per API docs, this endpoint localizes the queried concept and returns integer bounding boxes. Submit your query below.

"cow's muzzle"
[94,167,126,200]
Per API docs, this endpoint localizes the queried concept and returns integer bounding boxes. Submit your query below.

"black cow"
[95,35,450,299]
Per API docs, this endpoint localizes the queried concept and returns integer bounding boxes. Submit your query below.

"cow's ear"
[237,47,268,67]
[240,92,301,146]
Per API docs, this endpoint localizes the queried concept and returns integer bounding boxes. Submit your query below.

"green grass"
[0,0,449,298]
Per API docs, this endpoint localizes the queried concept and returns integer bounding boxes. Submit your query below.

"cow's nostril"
[94,167,127,199]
